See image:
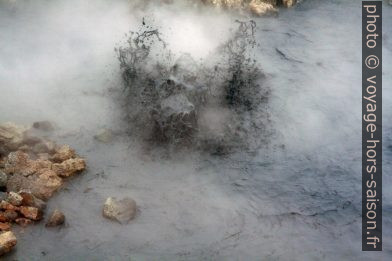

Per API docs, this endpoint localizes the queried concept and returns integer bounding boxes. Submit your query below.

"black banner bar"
[362,1,382,251]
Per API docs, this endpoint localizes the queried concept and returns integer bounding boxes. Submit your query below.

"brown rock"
[0,210,18,223]
[19,191,46,210]
[0,223,11,231]
[0,231,17,256]
[0,213,7,223]
[0,201,20,211]
[46,210,65,227]
[19,206,42,221]
[51,145,75,163]
[14,218,32,227]
[2,210,18,222]
[7,170,63,201]
[52,158,86,177]
[4,151,30,175]
[4,151,52,177]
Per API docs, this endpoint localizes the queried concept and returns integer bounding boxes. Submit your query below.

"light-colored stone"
[203,0,243,9]
[51,145,75,163]
[94,129,114,143]
[6,192,22,206]
[52,158,86,178]
[32,169,63,200]
[0,231,17,256]
[249,0,277,16]
[103,197,137,224]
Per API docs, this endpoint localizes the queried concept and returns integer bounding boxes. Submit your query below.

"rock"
[94,129,113,143]
[0,122,27,153]
[7,169,63,201]
[45,210,65,227]
[249,0,277,16]
[51,145,75,163]
[0,210,18,223]
[14,218,32,227]
[19,206,42,221]
[2,210,18,222]
[18,191,46,210]
[6,192,22,206]
[4,151,52,177]
[31,169,63,200]
[203,0,243,9]
[281,0,296,7]
[102,197,137,224]
[0,171,7,188]
[0,231,17,256]
[32,121,55,132]
[52,158,86,178]
[0,201,19,211]
[6,173,33,196]
[3,151,30,175]
[0,223,11,231]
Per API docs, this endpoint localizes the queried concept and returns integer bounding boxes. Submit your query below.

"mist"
[0,0,392,260]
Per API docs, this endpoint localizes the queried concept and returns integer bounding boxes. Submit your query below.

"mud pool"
[0,0,392,260]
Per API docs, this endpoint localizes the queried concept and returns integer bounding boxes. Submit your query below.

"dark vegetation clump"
[118,20,270,154]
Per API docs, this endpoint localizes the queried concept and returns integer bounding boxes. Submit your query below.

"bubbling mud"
[118,20,270,154]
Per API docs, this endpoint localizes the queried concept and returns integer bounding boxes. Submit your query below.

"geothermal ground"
[0,0,391,260]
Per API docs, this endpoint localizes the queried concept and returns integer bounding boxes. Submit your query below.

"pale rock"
[51,145,75,163]
[31,169,63,200]
[103,197,137,224]
[52,158,86,178]
[249,0,277,16]
[94,129,114,143]
[0,231,17,256]
[6,192,22,206]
